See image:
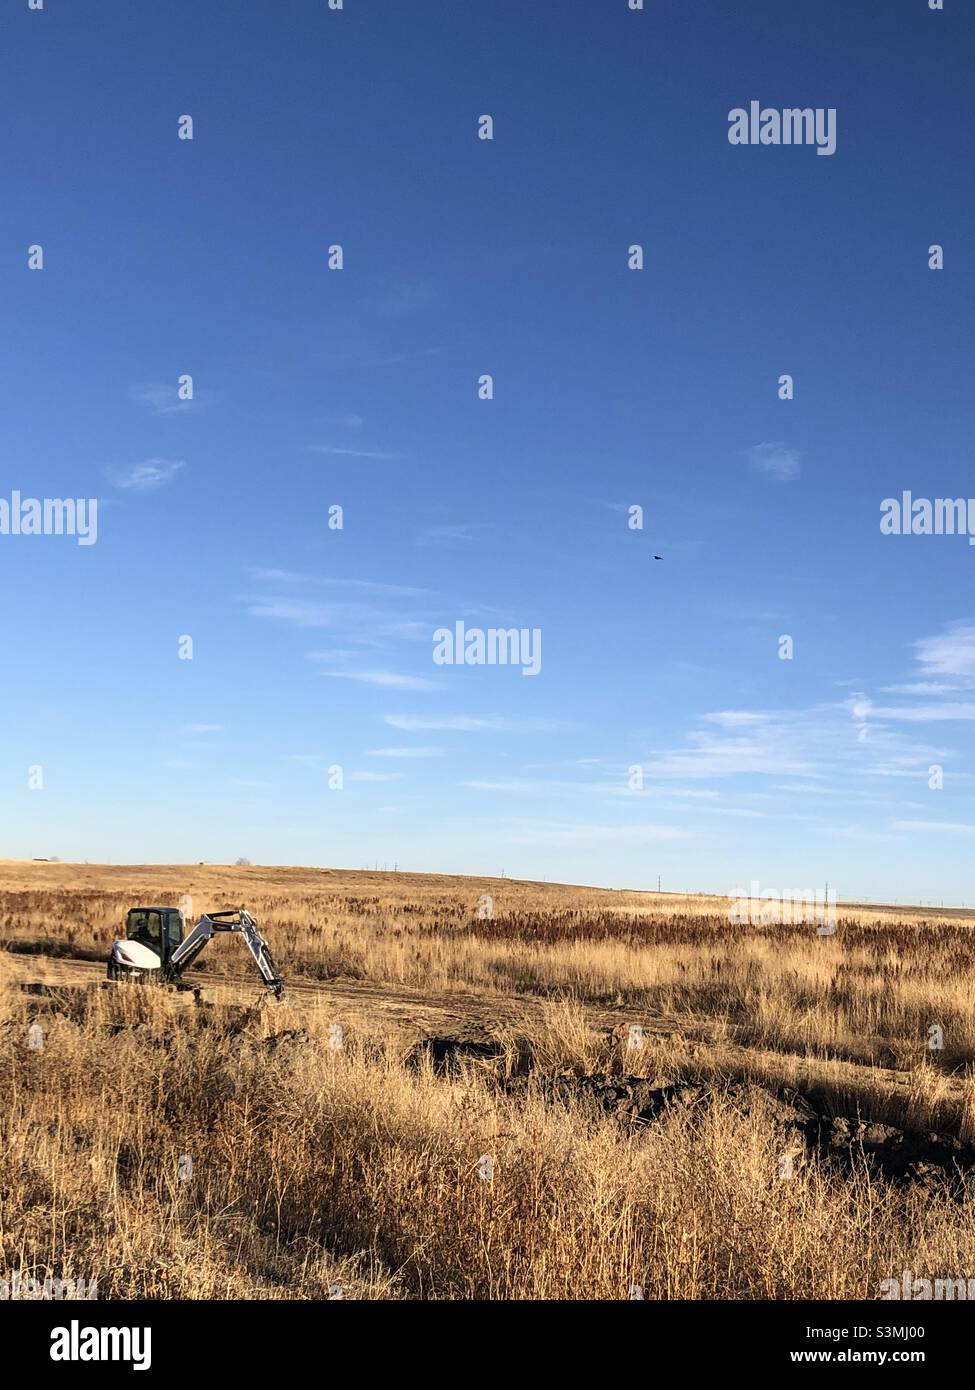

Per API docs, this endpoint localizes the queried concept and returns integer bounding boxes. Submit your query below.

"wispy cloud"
[358,345,445,369]
[855,698,975,722]
[308,445,402,461]
[360,281,438,319]
[645,702,944,783]
[747,442,801,481]
[247,572,447,701]
[826,623,975,731]
[384,713,574,734]
[111,458,185,490]
[326,670,438,691]
[880,681,961,695]
[249,598,362,629]
[644,727,812,780]
[284,753,406,784]
[913,622,975,679]
[463,778,570,795]
[893,820,975,835]
[246,571,432,640]
[608,784,721,800]
[702,710,770,728]
[252,570,430,599]
[417,522,484,546]
[314,275,446,371]
[500,819,690,846]
[130,383,193,416]
[367,747,444,758]
[826,824,892,842]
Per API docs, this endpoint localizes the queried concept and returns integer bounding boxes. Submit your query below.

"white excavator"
[107,905,285,999]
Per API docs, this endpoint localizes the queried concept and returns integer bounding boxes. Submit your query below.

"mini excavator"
[107,905,284,999]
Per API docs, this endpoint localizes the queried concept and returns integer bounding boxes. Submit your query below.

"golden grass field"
[2,858,975,1299]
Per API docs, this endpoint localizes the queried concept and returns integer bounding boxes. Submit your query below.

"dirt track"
[2,945,663,1034]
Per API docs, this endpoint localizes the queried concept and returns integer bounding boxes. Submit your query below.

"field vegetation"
[2,860,974,1299]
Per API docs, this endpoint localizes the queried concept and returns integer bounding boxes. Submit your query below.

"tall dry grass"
[3,978,975,1301]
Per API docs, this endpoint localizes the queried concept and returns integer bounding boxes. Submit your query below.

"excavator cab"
[125,907,184,964]
[108,905,185,980]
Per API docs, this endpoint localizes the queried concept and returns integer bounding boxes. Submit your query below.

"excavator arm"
[169,909,285,998]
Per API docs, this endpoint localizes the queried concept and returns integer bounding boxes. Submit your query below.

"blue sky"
[2,0,974,903]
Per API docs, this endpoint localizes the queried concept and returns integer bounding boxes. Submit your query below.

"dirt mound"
[814,1115,975,1189]
[501,1071,975,1189]
[406,1035,509,1075]
[260,1027,311,1053]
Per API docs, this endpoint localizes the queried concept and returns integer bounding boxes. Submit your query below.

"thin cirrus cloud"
[325,670,438,691]
[893,820,975,835]
[643,727,814,780]
[913,622,975,679]
[250,597,363,629]
[747,442,802,481]
[462,777,590,796]
[879,682,961,695]
[307,445,402,460]
[130,383,193,416]
[416,522,484,546]
[357,345,445,369]
[862,701,975,722]
[850,621,975,723]
[367,747,444,758]
[246,573,510,655]
[702,710,770,728]
[284,756,402,784]
[246,571,434,641]
[248,571,446,697]
[362,281,439,318]
[500,819,690,846]
[827,824,892,843]
[111,458,185,490]
[463,776,725,804]
[384,713,575,734]
[609,784,721,800]
[252,570,431,599]
[647,701,944,783]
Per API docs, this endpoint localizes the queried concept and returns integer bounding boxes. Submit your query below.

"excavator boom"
[169,909,285,998]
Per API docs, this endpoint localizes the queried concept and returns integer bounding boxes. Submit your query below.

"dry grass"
[2,859,975,1299]
[2,860,973,1070]
[3,979,975,1301]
